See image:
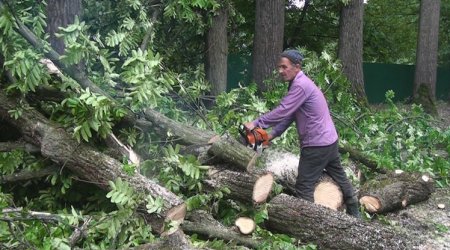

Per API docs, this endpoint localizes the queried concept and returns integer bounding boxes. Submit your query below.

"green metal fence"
[227,56,450,103]
[363,63,450,103]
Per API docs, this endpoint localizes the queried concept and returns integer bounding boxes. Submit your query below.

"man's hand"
[243,122,255,130]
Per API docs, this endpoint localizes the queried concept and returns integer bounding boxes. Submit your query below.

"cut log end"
[166,203,187,222]
[235,217,256,235]
[208,135,220,144]
[160,203,187,236]
[360,196,381,213]
[314,181,343,210]
[252,173,274,204]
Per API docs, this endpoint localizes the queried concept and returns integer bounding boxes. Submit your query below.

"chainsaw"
[238,125,270,154]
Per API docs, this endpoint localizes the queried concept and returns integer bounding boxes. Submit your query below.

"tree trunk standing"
[338,0,368,106]
[46,0,82,55]
[267,194,411,249]
[205,3,229,99]
[252,0,285,93]
[413,0,440,116]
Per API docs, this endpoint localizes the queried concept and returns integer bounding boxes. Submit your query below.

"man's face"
[277,57,301,82]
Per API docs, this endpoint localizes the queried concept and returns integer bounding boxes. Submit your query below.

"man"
[244,49,360,218]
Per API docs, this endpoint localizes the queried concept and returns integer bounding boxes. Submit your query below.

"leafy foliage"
[0,0,449,249]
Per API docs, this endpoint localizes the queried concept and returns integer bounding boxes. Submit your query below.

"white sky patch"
[291,0,305,9]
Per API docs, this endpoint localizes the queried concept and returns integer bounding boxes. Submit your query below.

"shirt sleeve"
[270,115,295,138]
[253,84,307,128]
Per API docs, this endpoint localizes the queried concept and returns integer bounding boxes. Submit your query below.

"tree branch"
[0,166,59,183]
[0,141,40,153]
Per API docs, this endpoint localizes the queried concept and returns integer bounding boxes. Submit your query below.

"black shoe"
[345,201,361,218]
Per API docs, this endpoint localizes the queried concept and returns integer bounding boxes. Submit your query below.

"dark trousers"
[295,140,355,202]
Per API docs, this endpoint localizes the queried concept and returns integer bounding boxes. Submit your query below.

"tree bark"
[46,0,82,55]
[128,229,194,250]
[0,166,59,183]
[0,92,185,234]
[205,166,343,210]
[182,210,260,249]
[339,144,387,174]
[204,167,269,203]
[252,0,285,93]
[207,134,258,172]
[413,0,440,116]
[359,171,435,213]
[338,0,368,106]
[206,2,229,98]
[267,194,411,249]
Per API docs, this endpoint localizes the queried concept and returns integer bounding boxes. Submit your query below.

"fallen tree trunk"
[204,167,273,204]
[359,171,435,213]
[6,14,255,171]
[267,194,411,249]
[205,166,343,210]
[181,210,260,249]
[0,92,185,233]
[339,144,386,174]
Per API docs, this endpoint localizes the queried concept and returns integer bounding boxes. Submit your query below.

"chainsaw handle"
[238,125,251,145]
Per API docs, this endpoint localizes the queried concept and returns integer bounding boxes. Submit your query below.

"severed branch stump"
[267,194,412,249]
[359,170,435,213]
[182,210,260,249]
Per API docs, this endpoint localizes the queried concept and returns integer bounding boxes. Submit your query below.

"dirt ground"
[384,101,450,250]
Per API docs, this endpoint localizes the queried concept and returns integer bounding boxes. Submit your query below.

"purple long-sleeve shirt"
[252,71,338,148]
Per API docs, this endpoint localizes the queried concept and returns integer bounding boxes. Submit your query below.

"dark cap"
[280,49,304,65]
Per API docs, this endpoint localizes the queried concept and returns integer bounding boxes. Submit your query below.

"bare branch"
[0,141,40,153]
[0,166,59,183]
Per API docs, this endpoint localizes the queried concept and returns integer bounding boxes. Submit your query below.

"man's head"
[278,49,303,82]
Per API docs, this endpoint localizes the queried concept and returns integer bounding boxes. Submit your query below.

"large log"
[207,133,258,172]
[359,170,435,213]
[267,194,412,249]
[0,92,185,233]
[205,166,343,210]
[261,149,344,210]
[204,167,271,203]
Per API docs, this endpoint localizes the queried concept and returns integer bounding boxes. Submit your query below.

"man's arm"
[270,115,295,138]
[253,84,306,128]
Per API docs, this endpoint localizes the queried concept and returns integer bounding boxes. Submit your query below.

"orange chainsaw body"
[239,126,270,152]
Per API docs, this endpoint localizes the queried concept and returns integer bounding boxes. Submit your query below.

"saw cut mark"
[166,203,187,222]
[235,217,256,235]
[252,173,274,204]
[314,181,343,210]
